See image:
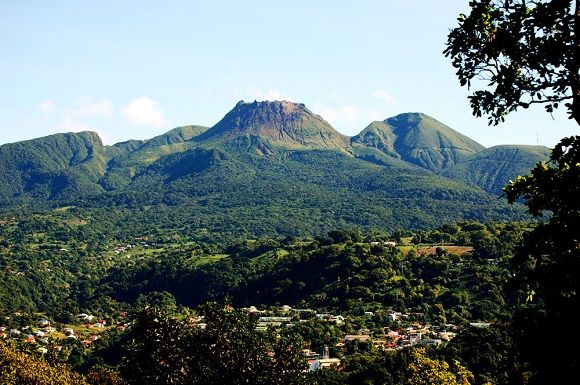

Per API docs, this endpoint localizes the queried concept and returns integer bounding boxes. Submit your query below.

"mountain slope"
[0,101,532,240]
[351,121,399,158]
[353,113,485,172]
[0,131,107,202]
[79,148,525,242]
[196,100,351,153]
[442,145,551,196]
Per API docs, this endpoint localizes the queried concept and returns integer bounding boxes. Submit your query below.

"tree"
[405,347,473,385]
[0,341,90,385]
[444,325,518,385]
[444,0,580,125]
[122,303,311,385]
[503,136,580,384]
[446,1,580,383]
[121,307,190,385]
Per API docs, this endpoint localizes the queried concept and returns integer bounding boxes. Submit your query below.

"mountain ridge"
[0,100,549,239]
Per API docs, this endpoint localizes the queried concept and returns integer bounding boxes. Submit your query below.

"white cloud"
[233,87,294,102]
[122,96,168,127]
[316,104,361,123]
[74,96,114,117]
[252,89,294,102]
[38,100,56,114]
[313,102,386,135]
[372,90,397,104]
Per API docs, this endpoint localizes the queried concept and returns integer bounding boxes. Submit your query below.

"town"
[0,303,488,372]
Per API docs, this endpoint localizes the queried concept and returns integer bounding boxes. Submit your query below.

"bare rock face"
[198,100,351,152]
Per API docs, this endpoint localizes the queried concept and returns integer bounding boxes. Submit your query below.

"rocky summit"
[0,100,550,240]
[196,100,351,152]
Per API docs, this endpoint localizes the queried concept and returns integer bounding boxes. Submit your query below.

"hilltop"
[0,100,549,241]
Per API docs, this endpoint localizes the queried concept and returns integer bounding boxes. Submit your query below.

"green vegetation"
[122,304,310,385]
[0,217,553,385]
[444,0,579,125]
[446,1,580,383]
[504,135,580,384]
[1,1,578,383]
[442,145,551,195]
[0,216,528,322]
[0,342,91,385]
[353,112,484,172]
[0,102,546,243]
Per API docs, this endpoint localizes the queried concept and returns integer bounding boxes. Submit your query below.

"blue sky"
[1,0,577,147]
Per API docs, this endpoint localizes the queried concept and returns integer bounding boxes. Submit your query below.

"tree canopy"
[445,0,580,125]
[447,1,580,383]
[121,304,310,385]
[504,135,580,384]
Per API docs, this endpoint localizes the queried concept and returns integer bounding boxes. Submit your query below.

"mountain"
[196,100,351,153]
[0,101,542,240]
[442,145,551,195]
[0,131,107,201]
[352,113,484,172]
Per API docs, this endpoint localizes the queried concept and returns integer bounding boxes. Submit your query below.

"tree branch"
[572,0,580,125]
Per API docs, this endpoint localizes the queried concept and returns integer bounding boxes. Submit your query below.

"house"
[386,330,401,340]
[310,358,341,371]
[302,349,319,360]
[418,339,442,347]
[387,312,402,321]
[408,332,422,344]
[344,334,371,342]
[470,322,491,328]
[256,322,281,331]
[330,315,344,325]
[257,316,291,323]
[308,346,341,371]
[315,313,344,324]
[36,319,50,327]
[437,331,456,341]
[77,313,94,322]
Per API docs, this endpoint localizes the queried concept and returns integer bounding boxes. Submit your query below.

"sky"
[1,0,577,147]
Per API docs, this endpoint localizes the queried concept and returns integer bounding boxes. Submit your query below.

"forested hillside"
[0,213,532,385]
[0,101,549,241]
